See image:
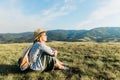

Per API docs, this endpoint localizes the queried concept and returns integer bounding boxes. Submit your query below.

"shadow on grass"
[0,64,82,80]
[61,67,82,80]
[0,64,32,76]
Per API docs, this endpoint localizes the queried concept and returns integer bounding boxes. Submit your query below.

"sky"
[0,0,120,33]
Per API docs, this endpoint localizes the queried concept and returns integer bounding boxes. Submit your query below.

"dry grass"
[0,42,120,80]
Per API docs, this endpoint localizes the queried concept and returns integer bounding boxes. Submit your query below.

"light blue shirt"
[29,42,54,71]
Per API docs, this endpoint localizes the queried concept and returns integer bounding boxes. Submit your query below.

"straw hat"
[34,28,46,40]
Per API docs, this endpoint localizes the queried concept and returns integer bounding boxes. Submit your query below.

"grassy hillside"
[0,27,120,43]
[0,42,120,80]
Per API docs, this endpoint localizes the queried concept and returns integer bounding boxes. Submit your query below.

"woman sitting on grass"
[29,28,69,72]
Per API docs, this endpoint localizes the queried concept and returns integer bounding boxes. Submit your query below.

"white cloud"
[77,0,120,29]
[64,0,85,3]
[91,0,120,20]
[64,0,74,3]
[0,0,76,33]
[61,4,76,12]
[41,2,76,19]
[41,7,67,19]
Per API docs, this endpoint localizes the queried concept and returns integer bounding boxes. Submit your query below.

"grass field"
[0,42,120,80]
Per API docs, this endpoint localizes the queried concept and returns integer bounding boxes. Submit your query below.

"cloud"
[91,0,120,20]
[41,0,76,20]
[41,6,68,20]
[64,0,74,3]
[77,0,120,29]
[0,0,77,33]
[64,0,85,3]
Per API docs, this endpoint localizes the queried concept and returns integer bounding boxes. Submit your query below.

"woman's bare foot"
[58,61,64,65]
[54,62,69,70]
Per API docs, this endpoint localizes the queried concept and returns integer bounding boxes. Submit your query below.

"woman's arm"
[41,43,56,56]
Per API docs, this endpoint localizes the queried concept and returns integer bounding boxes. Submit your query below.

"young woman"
[29,29,69,72]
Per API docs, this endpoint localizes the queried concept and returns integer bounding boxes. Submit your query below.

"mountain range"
[0,27,120,43]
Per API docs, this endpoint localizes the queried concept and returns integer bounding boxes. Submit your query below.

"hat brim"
[34,31,46,40]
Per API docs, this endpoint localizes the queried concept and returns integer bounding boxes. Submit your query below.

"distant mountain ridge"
[0,27,120,43]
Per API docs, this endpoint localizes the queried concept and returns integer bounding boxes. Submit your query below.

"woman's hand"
[53,50,58,57]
